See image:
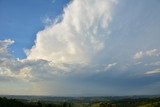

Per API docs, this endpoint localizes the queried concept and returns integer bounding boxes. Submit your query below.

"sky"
[0,0,160,96]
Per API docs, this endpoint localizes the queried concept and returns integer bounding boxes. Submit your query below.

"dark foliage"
[0,97,72,107]
[0,97,160,107]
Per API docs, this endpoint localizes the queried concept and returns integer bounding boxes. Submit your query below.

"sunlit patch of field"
[138,101,160,107]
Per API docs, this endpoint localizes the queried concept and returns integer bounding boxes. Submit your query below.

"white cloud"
[0,39,57,82]
[145,69,160,75]
[145,61,160,66]
[146,49,160,56]
[0,39,14,58]
[27,0,116,65]
[104,62,117,71]
[19,67,33,79]
[0,39,17,79]
[134,62,142,65]
[0,39,14,48]
[134,51,144,60]
[42,16,52,26]
[134,49,160,60]
[42,15,63,28]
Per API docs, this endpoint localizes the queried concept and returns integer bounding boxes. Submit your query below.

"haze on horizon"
[0,0,160,96]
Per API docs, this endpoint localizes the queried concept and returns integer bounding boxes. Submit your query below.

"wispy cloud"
[145,61,160,66]
[134,49,160,60]
[52,0,56,4]
[104,63,117,71]
[145,69,160,75]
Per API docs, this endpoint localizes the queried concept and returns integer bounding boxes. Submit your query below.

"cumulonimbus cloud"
[27,0,116,64]
[1,0,160,96]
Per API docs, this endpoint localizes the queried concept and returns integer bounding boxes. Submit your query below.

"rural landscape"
[0,95,160,107]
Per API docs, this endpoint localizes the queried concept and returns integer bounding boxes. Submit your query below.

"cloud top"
[27,0,116,64]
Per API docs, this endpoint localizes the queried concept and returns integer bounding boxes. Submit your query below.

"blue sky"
[0,0,70,58]
[0,0,160,96]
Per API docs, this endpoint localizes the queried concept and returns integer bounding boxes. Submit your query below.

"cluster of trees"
[0,97,24,107]
[0,97,72,107]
